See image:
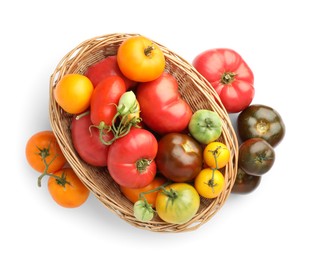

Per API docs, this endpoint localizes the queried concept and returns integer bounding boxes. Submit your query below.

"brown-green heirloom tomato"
[237,104,285,147]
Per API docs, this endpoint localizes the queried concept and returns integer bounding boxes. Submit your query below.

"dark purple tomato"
[155,133,203,182]
[231,167,262,194]
[237,104,285,147]
[238,138,275,176]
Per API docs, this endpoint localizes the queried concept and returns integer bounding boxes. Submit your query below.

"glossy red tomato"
[107,128,158,189]
[71,112,113,167]
[90,76,126,127]
[85,55,136,89]
[136,72,192,134]
[193,48,254,113]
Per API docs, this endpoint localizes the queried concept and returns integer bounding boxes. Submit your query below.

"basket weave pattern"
[49,33,238,232]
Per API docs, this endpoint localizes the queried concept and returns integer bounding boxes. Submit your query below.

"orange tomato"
[48,168,90,208]
[54,74,93,114]
[120,176,166,208]
[117,36,165,82]
[203,142,230,169]
[194,168,225,199]
[25,131,66,174]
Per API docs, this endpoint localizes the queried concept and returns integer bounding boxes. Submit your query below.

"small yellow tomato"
[194,168,225,199]
[54,74,93,114]
[203,142,230,169]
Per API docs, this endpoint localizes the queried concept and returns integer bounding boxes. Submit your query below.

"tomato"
[188,109,222,144]
[133,200,154,222]
[85,55,136,89]
[48,167,90,208]
[238,138,275,176]
[25,131,66,174]
[155,183,200,224]
[107,128,158,189]
[137,72,193,134]
[194,168,225,199]
[54,74,94,114]
[237,104,285,147]
[71,112,113,167]
[120,176,166,207]
[117,35,165,82]
[193,48,254,113]
[156,133,202,182]
[90,76,126,127]
[231,167,262,194]
[203,142,230,169]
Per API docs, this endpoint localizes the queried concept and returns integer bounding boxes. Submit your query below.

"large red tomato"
[193,48,254,113]
[71,112,113,167]
[136,72,192,135]
[107,128,158,189]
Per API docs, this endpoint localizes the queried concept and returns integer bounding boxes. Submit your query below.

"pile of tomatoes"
[25,34,285,225]
[193,47,285,194]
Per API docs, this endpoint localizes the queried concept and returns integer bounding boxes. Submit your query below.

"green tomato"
[155,183,200,224]
[188,109,222,144]
[133,200,154,222]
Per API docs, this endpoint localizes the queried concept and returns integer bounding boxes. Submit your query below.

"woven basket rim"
[49,33,238,232]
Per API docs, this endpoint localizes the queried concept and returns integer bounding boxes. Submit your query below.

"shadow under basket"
[49,33,238,232]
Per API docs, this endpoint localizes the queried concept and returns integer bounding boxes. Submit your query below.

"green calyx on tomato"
[238,137,275,176]
[221,72,236,85]
[91,85,142,146]
[188,109,222,144]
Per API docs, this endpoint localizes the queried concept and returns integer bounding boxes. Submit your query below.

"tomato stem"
[37,145,68,187]
[144,45,155,57]
[221,72,236,85]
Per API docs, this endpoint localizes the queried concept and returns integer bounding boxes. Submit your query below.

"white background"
[1,0,318,259]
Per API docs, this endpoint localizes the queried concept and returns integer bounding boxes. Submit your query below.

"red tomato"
[90,76,126,126]
[107,128,158,189]
[193,48,254,113]
[136,72,192,134]
[71,112,113,167]
[85,55,136,89]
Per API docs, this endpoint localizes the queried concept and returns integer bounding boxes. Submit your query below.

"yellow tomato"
[194,168,225,199]
[203,142,230,169]
[117,36,165,82]
[54,74,93,114]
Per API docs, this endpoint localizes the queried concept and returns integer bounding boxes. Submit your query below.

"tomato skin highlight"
[137,72,192,135]
[117,36,165,82]
[71,112,113,167]
[48,168,90,208]
[193,48,254,113]
[25,131,66,174]
[85,55,136,89]
[155,183,200,224]
[90,76,126,126]
[107,128,158,189]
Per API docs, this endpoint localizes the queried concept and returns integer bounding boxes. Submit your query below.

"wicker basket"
[49,33,238,232]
